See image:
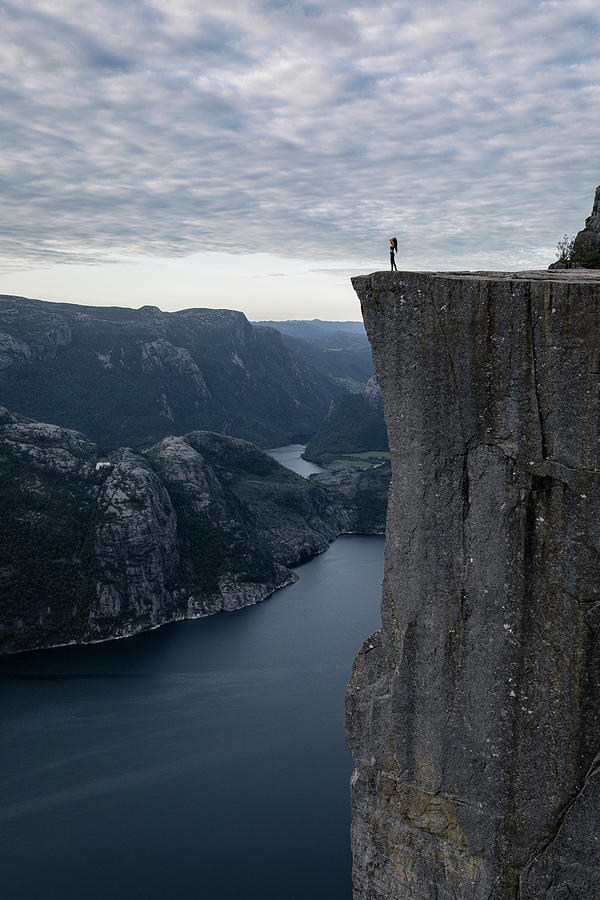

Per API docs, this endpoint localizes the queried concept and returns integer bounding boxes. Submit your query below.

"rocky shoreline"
[4,570,302,657]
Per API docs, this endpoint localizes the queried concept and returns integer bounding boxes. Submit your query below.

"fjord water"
[0,533,383,900]
[265,442,325,476]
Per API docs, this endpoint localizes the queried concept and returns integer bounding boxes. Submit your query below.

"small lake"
[0,530,383,898]
[266,443,325,477]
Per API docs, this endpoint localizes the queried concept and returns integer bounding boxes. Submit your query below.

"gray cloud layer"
[2,0,599,269]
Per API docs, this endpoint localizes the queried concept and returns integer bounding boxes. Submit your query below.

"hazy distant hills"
[0,296,341,451]
[255,319,375,389]
[256,319,368,346]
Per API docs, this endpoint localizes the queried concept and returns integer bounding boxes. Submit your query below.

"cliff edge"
[347,270,600,899]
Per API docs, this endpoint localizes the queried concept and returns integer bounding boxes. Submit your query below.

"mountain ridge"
[0,295,341,451]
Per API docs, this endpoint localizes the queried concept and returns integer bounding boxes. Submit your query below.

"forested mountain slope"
[304,377,389,465]
[0,296,339,450]
[255,318,374,388]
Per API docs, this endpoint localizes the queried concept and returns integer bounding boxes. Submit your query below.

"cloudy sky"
[2,0,599,319]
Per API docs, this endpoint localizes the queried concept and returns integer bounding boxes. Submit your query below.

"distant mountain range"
[256,319,368,345]
[255,318,375,389]
[0,296,343,451]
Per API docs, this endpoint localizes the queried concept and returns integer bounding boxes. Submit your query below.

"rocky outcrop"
[550,185,600,269]
[0,295,340,449]
[571,185,600,268]
[313,461,390,534]
[0,299,71,369]
[0,409,346,654]
[347,270,600,899]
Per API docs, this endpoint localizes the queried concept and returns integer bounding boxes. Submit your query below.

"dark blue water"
[0,535,383,900]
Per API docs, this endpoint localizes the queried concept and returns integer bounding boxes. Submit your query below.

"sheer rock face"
[346,271,600,900]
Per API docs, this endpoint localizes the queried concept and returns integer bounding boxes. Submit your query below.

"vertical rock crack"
[526,286,548,460]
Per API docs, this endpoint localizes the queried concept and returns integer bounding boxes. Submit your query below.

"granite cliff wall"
[347,271,600,899]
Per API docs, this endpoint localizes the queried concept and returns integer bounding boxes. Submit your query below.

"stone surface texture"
[347,270,600,899]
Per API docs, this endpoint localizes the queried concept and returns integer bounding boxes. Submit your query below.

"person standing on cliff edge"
[390,237,398,271]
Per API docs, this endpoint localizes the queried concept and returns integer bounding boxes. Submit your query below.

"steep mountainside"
[0,296,339,450]
[347,270,600,900]
[304,376,389,465]
[256,318,375,388]
[0,407,351,654]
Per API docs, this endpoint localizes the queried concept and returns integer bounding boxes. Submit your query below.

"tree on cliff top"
[556,233,574,265]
